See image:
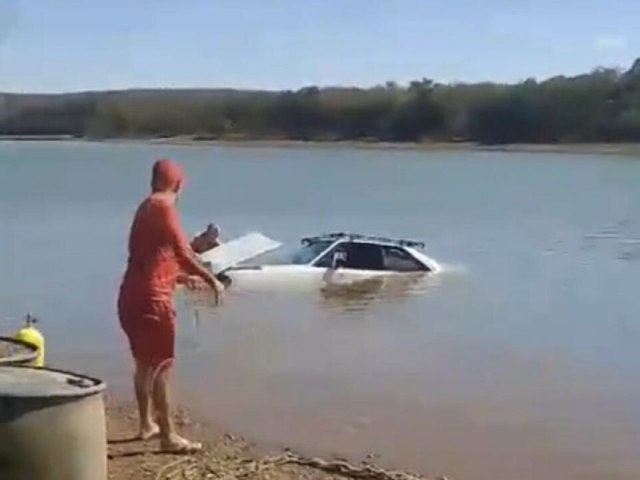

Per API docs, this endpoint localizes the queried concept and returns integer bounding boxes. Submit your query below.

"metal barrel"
[0,336,38,366]
[0,365,107,480]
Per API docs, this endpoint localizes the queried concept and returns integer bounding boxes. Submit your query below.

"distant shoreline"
[144,137,640,156]
[2,135,640,156]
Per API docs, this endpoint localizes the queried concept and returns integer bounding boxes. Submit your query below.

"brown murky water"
[2,141,640,480]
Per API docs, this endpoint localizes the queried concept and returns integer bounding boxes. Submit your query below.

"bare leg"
[152,360,202,453]
[134,360,160,440]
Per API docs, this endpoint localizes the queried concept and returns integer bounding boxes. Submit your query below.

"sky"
[0,0,638,93]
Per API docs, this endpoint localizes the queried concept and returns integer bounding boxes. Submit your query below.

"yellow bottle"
[15,313,45,367]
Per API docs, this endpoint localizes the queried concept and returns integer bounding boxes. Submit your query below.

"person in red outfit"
[117,158,224,453]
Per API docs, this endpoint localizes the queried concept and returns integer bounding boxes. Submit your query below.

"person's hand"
[211,276,225,306]
[184,275,210,291]
[191,224,221,254]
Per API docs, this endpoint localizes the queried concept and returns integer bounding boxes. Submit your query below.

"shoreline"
[105,395,439,480]
[3,135,640,156]
[147,138,640,156]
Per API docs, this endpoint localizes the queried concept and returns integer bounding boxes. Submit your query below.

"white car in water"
[197,232,441,291]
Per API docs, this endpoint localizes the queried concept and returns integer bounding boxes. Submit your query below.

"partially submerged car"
[197,232,441,291]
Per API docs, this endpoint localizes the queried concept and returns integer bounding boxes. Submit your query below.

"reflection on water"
[318,274,430,312]
[582,216,640,261]
[181,268,450,319]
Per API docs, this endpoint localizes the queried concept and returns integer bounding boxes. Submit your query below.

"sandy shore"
[110,137,640,156]
[3,134,640,156]
[105,394,440,480]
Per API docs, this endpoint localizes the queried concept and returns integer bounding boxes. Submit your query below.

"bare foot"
[138,423,160,441]
[160,434,203,454]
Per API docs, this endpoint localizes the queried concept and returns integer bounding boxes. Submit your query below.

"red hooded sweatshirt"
[117,159,210,365]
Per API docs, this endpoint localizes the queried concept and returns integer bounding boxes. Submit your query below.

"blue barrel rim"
[0,336,38,366]
[0,364,107,399]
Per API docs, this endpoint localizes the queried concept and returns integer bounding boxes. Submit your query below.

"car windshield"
[238,240,333,267]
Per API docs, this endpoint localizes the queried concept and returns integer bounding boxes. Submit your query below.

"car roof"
[302,232,426,249]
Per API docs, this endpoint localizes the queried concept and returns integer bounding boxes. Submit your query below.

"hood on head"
[152,158,185,193]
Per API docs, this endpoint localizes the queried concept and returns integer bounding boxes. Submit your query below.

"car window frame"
[381,245,428,272]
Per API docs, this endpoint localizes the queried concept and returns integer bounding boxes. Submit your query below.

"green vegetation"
[2,59,640,145]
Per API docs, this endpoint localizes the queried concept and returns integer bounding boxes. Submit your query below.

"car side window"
[345,243,385,270]
[382,246,427,272]
[314,242,386,270]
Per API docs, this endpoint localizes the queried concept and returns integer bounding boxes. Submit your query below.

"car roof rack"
[302,232,426,249]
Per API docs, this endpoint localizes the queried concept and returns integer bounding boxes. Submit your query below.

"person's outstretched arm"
[160,202,224,293]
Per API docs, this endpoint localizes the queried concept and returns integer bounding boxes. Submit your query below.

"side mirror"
[331,250,347,269]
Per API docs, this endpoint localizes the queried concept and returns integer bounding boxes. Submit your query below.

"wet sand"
[141,137,640,157]
[105,395,439,480]
[6,135,640,157]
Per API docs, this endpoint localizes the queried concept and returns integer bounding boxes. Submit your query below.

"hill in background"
[2,58,640,145]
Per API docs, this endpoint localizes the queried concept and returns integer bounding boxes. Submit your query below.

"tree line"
[1,58,640,145]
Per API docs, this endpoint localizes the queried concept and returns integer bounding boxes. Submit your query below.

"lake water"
[2,141,640,480]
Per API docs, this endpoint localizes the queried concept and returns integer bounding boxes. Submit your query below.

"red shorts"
[117,289,176,368]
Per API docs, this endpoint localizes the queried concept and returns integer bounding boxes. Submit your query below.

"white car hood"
[197,232,282,273]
